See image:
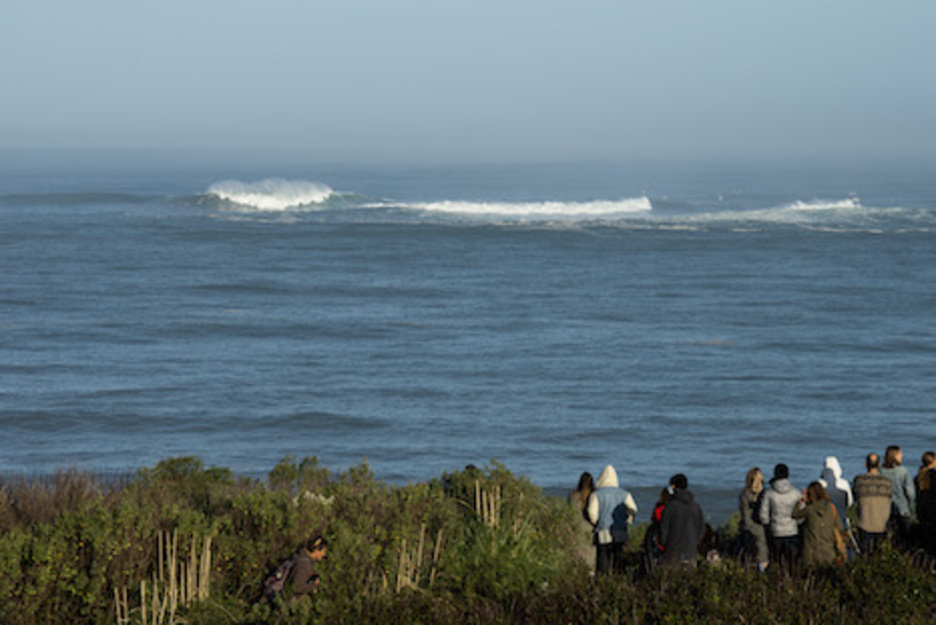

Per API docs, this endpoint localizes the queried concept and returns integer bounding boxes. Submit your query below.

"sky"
[3,1,935,163]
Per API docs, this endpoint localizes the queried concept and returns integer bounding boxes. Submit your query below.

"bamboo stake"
[396,538,407,593]
[415,524,426,584]
[141,579,146,625]
[200,536,212,601]
[429,528,443,587]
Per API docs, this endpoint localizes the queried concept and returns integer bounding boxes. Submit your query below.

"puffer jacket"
[586,465,638,545]
[759,478,802,538]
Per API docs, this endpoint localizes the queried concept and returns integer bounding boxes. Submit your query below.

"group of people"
[570,465,707,574]
[570,445,936,576]
[739,445,936,575]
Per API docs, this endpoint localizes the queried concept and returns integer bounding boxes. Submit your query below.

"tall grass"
[1,457,934,624]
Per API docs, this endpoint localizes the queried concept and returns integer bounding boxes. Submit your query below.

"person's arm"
[659,504,671,548]
[791,500,807,521]
[624,492,638,524]
[758,492,771,525]
[586,492,599,526]
[904,471,917,513]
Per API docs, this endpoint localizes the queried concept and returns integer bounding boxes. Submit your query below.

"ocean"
[2,150,935,521]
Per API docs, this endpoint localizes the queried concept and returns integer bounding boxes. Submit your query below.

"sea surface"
[2,150,935,521]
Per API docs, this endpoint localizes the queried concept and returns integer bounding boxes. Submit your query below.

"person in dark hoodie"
[759,463,801,576]
[659,473,705,567]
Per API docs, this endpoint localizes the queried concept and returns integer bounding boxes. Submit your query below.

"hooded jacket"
[792,498,842,566]
[818,456,853,519]
[759,477,802,538]
[586,465,637,545]
[660,488,705,565]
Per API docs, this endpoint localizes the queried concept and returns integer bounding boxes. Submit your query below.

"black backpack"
[262,555,295,601]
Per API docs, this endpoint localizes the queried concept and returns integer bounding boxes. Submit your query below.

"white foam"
[399,197,652,218]
[207,179,333,210]
[785,197,861,211]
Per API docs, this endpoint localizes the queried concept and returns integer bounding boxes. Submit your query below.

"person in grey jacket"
[759,463,801,576]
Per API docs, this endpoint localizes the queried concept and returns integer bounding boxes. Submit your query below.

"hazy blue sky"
[3,1,935,162]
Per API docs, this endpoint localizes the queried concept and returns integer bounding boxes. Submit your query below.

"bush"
[2,458,935,624]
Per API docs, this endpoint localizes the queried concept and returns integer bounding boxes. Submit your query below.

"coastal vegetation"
[1,456,934,624]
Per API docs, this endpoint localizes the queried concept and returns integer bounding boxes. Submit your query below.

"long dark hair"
[576,472,595,495]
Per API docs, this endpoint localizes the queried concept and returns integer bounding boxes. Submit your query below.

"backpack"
[262,555,295,601]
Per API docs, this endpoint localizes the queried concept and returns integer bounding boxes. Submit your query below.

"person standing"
[759,463,801,576]
[915,451,936,554]
[659,473,705,567]
[793,482,845,567]
[568,472,596,571]
[587,464,638,575]
[852,453,892,554]
[818,456,853,524]
[739,467,769,572]
[880,445,916,549]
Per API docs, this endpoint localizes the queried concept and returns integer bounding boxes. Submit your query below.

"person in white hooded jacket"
[818,456,853,528]
[586,465,638,574]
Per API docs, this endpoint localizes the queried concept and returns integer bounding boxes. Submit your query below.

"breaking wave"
[785,197,861,211]
[396,197,653,218]
[206,179,333,210]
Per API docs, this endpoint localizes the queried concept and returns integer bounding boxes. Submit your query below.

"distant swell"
[207,179,333,210]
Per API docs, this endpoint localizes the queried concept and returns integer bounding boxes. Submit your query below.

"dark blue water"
[2,150,935,520]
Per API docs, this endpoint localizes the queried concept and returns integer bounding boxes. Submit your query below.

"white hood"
[821,456,843,481]
[595,464,619,489]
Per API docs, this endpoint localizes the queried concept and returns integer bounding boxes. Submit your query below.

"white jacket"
[818,456,853,518]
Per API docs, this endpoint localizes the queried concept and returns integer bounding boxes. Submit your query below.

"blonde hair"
[745,467,764,496]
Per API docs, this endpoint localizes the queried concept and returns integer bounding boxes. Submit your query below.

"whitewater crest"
[207,179,333,210]
[785,197,861,211]
[400,197,653,218]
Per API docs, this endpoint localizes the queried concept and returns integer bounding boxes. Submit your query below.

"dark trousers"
[858,529,886,554]
[769,535,798,577]
[596,542,623,575]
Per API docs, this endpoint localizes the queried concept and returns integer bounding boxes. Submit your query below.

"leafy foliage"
[1,458,934,624]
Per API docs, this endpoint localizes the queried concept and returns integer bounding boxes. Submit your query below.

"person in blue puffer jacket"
[586,464,637,575]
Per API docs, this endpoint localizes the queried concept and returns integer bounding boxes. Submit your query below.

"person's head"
[669,473,688,491]
[920,452,936,492]
[576,472,595,494]
[805,481,829,504]
[921,451,936,469]
[884,445,902,469]
[772,464,789,482]
[745,467,764,494]
[305,536,328,560]
[658,486,671,504]
[866,453,880,472]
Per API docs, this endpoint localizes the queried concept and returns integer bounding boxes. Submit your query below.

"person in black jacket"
[659,473,705,567]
